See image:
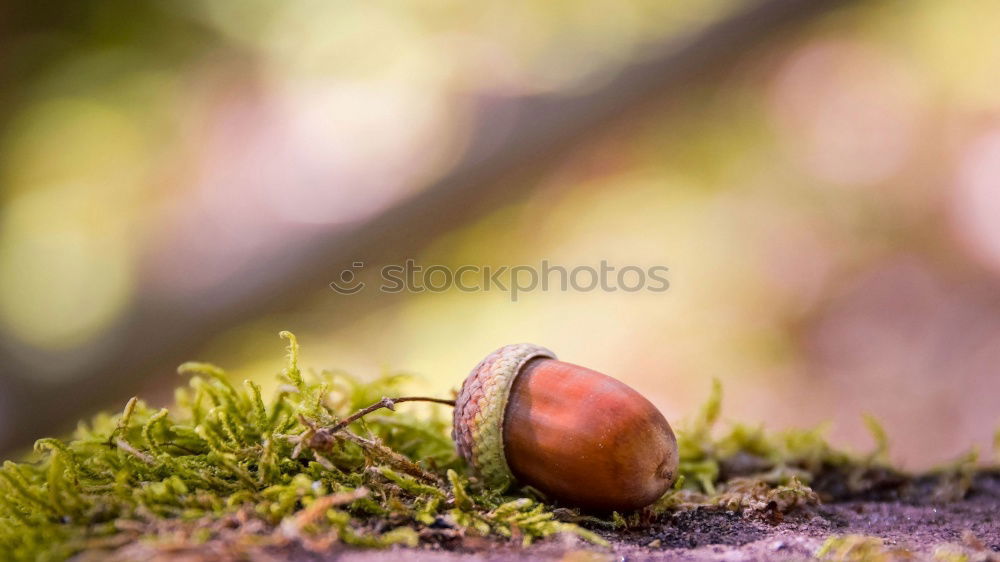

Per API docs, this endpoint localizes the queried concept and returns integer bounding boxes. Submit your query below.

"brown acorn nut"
[452,344,678,511]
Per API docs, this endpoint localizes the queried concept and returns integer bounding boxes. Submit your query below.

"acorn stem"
[329,396,455,432]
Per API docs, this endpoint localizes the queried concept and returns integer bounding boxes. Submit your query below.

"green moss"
[815,535,913,561]
[669,379,892,503]
[0,333,614,560]
[0,336,991,560]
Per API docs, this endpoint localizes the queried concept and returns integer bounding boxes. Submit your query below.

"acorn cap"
[452,343,556,490]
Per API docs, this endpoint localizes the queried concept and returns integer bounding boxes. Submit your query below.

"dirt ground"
[308,472,1000,561]
[93,472,1000,561]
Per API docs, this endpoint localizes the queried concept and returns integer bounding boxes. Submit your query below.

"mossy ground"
[0,333,996,561]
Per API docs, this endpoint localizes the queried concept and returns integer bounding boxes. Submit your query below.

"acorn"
[452,343,678,511]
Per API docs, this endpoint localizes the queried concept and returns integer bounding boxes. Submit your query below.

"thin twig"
[328,396,455,433]
[114,438,155,466]
[339,430,443,485]
[161,441,200,455]
[284,487,369,535]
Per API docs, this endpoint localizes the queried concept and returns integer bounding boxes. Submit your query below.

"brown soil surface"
[92,472,1000,561]
[305,472,1000,561]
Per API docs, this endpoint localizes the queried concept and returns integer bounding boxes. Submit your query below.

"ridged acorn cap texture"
[452,343,556,490]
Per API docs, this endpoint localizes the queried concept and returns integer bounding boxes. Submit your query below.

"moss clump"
[0,333,607,561]
[0,333,991,560]
[815,535,914,562]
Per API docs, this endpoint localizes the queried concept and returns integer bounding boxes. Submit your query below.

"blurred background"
[1,0,998,468]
